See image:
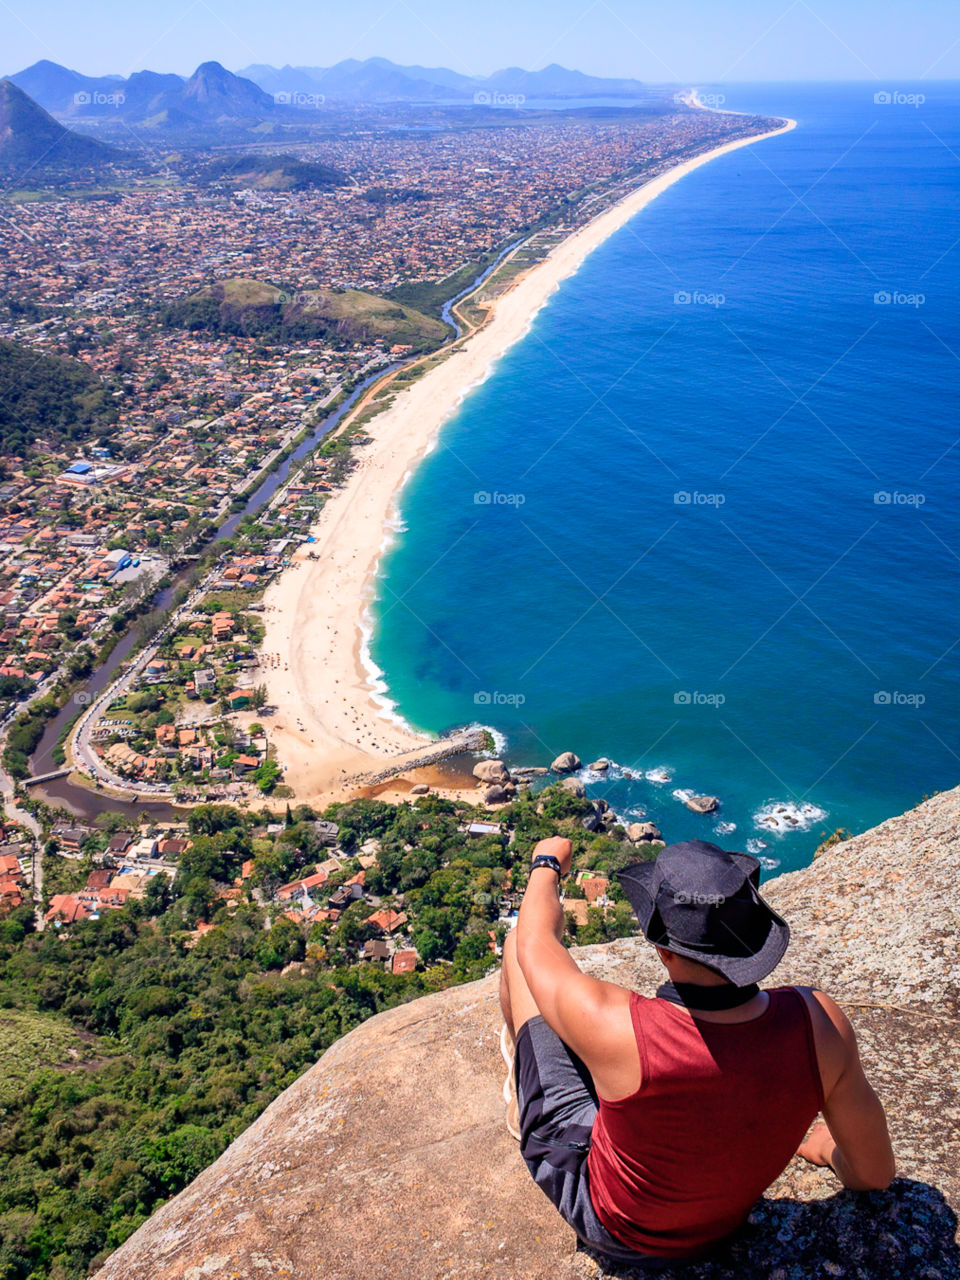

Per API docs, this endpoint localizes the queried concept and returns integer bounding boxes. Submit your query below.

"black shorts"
[515,1015,672,1270]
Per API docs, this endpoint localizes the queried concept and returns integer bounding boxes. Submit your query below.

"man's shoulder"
[589,976,635,1011]
[789,986,856,1090]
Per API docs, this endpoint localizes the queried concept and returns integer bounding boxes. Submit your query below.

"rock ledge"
[95,787,960,1280]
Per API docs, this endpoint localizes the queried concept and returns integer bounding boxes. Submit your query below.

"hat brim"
[615,861,659,934]
[615,860,790,986]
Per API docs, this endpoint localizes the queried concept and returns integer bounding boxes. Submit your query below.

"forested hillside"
[0,339,116,458]
[0,789,642,1280]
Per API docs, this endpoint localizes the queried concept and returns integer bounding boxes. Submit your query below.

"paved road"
[70,582,211,800]
[0,740,44,929]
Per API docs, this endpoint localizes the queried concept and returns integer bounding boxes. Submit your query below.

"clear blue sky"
[3,0,959,81]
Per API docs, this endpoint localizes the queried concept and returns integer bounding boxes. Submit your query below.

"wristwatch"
[530,854,562,877]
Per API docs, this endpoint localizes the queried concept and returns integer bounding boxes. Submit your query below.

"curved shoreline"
[260,115,798,805]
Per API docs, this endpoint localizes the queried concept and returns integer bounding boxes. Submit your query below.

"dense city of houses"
[2,110,753,314]
[0,818,36,909]
[40,815,531,971]
[0,107,767,742]
[41,801,620,971]
[85,596,279,797]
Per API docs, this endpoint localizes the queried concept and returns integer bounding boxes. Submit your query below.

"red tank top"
[587,987,823,1258]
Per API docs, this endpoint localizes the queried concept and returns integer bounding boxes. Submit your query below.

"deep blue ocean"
[369,83,960,875]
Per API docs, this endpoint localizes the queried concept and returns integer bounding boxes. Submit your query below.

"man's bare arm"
[515,838,634,1098]
[798,991,895,1191]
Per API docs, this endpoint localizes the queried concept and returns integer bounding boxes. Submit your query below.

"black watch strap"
[530,854,562,877]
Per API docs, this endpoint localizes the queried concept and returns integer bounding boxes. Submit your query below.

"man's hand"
[532,836,572,875]
[797,1122,837,1170]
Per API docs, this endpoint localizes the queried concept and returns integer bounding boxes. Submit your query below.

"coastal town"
[0,97,790,941]
[0,89,791,1279]
[1,12,945,1273]
[0,102,778,808]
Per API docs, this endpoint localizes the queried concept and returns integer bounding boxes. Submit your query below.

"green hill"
[165,276,449,351]
[198,153,345,191]
[0,338,116,457]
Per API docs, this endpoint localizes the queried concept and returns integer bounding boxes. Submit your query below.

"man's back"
[587,987,823,1258]
[504,836,895,1264]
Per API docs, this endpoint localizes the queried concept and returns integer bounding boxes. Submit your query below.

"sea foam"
[753,800,827,835]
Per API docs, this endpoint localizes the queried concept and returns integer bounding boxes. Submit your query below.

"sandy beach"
[260,115,797,806]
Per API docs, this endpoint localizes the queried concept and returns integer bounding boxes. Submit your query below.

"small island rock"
[550,751,582,774]
[685,794,720,814]
[627,821,663,843]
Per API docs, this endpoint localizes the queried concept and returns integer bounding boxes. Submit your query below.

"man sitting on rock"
[499,836,895,1267]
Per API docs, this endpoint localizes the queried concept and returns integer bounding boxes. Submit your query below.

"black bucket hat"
[615,839,789,985]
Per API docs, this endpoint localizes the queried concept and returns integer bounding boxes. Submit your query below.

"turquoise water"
[369,83,960,874]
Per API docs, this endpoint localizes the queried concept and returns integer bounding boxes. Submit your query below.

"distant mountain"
[236,63,321,97]
[179,61,275,119]
[238,57,647,103]
[4,59,275,124]
[302,57,454,102]
[4,56,651,120]
[237,57,472,102]
[0,79,120,178]
[5,58,107,111]
[482,62,648,97]
[114,69,186,118]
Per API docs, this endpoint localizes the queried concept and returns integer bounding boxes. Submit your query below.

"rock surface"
[551,751,582,773]
[482,784,511,805]
[95,786,960,1280]
[474,759,511,784]
[684,794,720,814]
[561,776,587,797]
[627,821,662,843]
